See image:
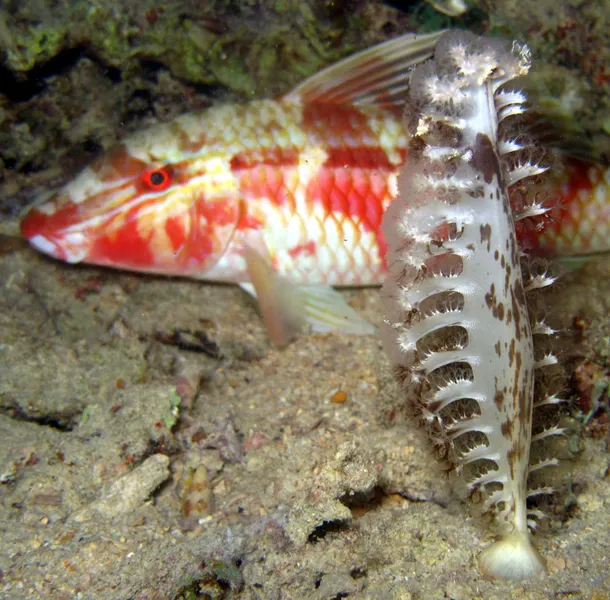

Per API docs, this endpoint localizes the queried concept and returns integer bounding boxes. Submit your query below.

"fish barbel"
[20,31,610,343]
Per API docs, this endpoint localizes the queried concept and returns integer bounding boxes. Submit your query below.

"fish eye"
[141,167,172,191]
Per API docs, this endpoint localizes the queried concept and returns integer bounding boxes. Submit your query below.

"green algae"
[162,389,182,430]
[0,0,368,98]
[79,405,92,426]
[173,560,243,599]
[5,24,65,71]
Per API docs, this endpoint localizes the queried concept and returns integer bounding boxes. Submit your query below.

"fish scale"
[172,97,406,286]
[532,160,610,256]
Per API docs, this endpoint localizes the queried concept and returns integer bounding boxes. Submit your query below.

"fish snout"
[20,205,90,264]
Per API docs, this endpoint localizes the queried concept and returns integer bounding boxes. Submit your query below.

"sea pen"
[381,31,562,580]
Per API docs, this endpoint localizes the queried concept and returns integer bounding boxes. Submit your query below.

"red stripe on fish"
[302,104,379,148]
[323,146,402,169]
[230,148,300,171]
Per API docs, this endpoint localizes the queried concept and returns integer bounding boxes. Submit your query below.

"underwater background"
[0,1,609,598]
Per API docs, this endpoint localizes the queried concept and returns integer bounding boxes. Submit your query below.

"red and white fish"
[19,31,610,344]
[521,158,610,258]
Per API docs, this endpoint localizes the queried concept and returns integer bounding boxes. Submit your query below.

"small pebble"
[330,390,348,403]
[70,454,170,522]
[182,465,214,518]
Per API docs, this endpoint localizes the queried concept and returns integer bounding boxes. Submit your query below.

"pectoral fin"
[241,248,376,345]
[242,246,307,346]
[298,284,377,335]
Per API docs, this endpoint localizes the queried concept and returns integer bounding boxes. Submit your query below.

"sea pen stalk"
[381,31,555,580]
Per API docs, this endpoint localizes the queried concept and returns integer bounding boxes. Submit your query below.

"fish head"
[20,124,242,276]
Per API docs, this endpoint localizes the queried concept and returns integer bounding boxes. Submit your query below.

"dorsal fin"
[285,30,445,106]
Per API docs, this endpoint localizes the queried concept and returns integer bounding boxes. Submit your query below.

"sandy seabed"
[0,242,609,600]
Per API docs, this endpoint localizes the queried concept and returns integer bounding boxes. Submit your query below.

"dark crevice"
[0,45,125,103]
[152,328,222,359]
[307,519,349,544]
[339,484,450,516]
[103,64,122,83]
[349,567,367,579]
[395,487,450,508]
[139,59,166,82]
[3,403,77,431]
[380,0,421,10]
[25,415,75,431]
[0,42,224,106]
[11,157,47,176]
[80,137,104,156]
[1,45,88,102]
[3,157,17,170]
[136,57,223,98]
[339,485,385,516]
[0,62,45,102]
[313,573,352,599]
[124,88,154,120]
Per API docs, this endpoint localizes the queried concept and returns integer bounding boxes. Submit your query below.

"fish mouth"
[26,231,90,263]
[21,208,90,264]
[27,233,63,259]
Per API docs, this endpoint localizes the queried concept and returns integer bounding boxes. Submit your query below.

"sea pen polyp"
[381,31,561,580]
